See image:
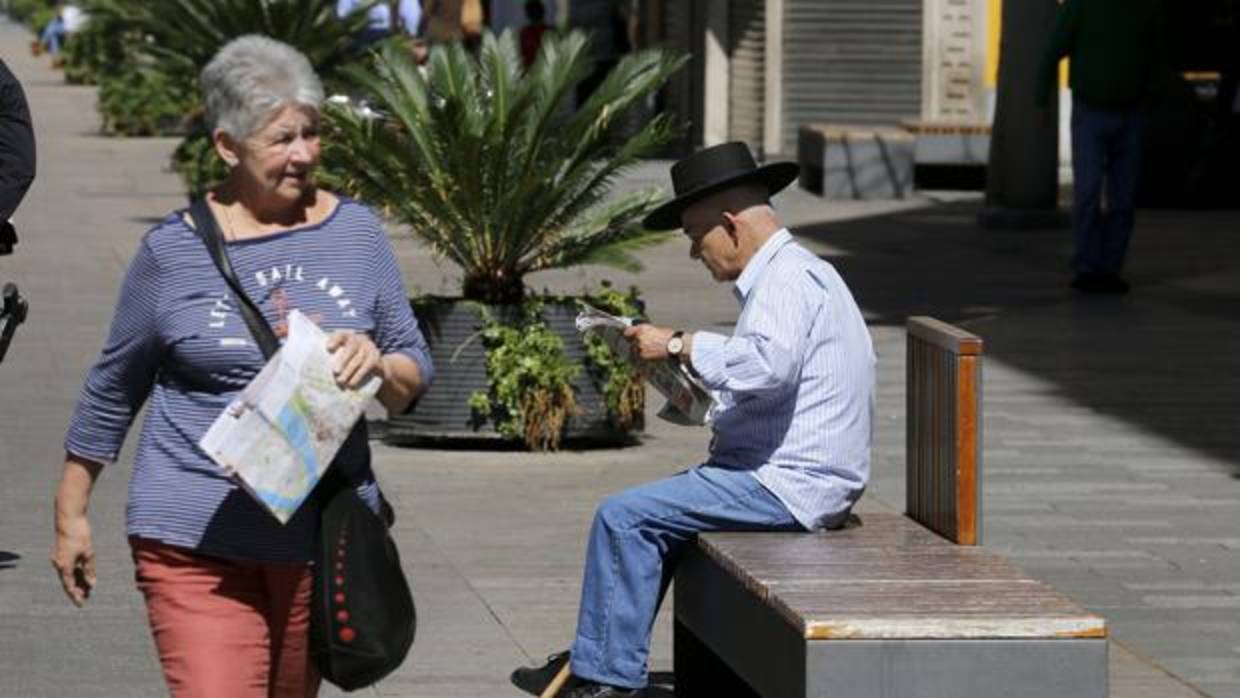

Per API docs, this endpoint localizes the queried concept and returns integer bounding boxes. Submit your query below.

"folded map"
[200,310,381,523]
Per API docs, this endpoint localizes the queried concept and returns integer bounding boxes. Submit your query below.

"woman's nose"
[288,138,314,163]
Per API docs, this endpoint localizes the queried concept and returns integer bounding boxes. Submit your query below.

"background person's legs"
[568,465,802,690]
[1071,103,1109,275]
[1100,111,1146,277]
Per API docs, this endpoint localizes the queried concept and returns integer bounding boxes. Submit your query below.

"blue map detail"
[276,400,320,479]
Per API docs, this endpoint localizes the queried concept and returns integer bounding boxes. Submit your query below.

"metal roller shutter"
[728,0,766,150]
[660,0,698,149]
[782,1,923,154]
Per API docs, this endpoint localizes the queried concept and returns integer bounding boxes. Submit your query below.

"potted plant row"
[323,31,685,450]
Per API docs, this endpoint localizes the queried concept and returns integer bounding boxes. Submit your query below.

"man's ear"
[213,129,241,169]
[721,210,741,242]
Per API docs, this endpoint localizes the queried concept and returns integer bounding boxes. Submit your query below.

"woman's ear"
[212,129,241,169]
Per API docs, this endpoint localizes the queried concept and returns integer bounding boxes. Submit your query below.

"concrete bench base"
[674,517,1108,698]
[797,124,915,200]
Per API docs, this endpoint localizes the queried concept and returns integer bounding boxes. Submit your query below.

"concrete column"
[979,0,1066,228]
[702,0,730,147]
[763,0,785,156]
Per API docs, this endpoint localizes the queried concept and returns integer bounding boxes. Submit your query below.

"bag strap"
[187,198,280,360]
[187,198,361,505]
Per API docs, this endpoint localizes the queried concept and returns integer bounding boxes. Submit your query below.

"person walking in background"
[336,0,423,47]
[50,36,433,697]
[491,0,558,36]
[568,0,637,106]
[422,0,484,49]
[519,0,550,68]
[1,59,36,242]
[1036,0,1167,295]
[38,5,67,56]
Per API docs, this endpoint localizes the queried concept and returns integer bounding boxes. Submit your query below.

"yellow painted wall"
[984,0,1068,89]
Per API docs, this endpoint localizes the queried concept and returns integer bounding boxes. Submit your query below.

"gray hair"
[201,35,324,140]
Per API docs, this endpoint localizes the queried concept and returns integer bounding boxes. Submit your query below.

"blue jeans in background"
[569,464,803,689]
[1070,101,1147,275]
[40,17,65,55]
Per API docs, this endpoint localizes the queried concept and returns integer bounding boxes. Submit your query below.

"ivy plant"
[578,283,645,432]
[465,284,646,451]
[468,299,580,451]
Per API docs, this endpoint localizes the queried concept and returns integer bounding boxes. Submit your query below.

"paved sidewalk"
[1,15,1234,697]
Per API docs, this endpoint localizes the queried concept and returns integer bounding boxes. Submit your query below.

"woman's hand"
[327,331,384,389]
[51,513,95,607]
[51,455,103,607]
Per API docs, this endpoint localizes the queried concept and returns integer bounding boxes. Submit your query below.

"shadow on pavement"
[0,550,21,570]
[795,202,1240,472]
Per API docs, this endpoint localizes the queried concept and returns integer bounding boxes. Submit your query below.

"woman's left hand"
[326,331,384,389]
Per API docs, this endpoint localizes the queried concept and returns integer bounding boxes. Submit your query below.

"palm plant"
[86,0,374,83]
[73,0,375,189]
[324,31,687,304]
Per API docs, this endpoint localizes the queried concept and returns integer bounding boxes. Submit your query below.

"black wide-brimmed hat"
[642,141,799,230]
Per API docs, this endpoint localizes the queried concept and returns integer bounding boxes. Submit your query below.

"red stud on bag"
[336,609,350,623]
[338,627,356,643]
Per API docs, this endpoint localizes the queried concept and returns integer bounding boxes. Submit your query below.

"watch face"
[667,336,684,355]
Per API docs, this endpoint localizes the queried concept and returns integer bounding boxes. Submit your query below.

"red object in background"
[520,23,548,68]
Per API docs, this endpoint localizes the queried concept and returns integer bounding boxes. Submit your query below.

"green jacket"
[1035,0,1167,110]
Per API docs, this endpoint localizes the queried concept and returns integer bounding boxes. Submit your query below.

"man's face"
[681,201,739,282]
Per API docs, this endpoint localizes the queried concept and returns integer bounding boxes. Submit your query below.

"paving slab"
[0,13,1229,698]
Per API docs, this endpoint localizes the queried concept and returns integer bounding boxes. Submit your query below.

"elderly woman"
[50,36,432,696]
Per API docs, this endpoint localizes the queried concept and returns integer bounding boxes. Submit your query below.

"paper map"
[200,310,381,523]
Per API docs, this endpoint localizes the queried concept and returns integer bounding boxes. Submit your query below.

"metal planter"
[384,297,640,448]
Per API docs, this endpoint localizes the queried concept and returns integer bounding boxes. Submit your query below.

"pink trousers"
[130,537,321,698]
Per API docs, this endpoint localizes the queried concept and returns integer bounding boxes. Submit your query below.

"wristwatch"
[666,331,685,359]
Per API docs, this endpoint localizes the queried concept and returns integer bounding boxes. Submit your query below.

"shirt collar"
[733,228,794,302]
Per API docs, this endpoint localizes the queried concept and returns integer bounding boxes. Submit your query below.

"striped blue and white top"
[65,197,433,563]
[691,229,875,531]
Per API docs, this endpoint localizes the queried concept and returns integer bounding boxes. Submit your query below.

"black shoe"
[1070,271,1105,293]
[1098,273,1131,294]
[564,681,641,698]
[511,650,575,695]
[1071,272,1129,295]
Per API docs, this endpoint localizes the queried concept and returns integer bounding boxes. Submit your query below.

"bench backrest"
[905,316,982,545]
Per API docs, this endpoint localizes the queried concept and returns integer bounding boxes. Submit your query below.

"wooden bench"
[672,317,1108,698]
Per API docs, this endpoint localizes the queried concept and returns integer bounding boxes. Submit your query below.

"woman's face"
[232,104,321,205]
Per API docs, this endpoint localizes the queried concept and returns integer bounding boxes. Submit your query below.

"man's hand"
[327,331,383,389]
[623,323,676,361]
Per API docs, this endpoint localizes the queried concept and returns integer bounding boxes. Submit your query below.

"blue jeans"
[40,17,65,54]
[569,465,803,689]
[1070,101,1146,275]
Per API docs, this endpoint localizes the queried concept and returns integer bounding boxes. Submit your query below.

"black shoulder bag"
[188,199,416,691]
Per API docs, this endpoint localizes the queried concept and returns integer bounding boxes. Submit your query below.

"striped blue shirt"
[65,197,433,563]
[691,229,875,530]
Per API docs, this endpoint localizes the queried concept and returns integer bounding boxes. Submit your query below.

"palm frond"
[324,30,687,303]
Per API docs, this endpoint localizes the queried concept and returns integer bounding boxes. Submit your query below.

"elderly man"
[511,142,876,698]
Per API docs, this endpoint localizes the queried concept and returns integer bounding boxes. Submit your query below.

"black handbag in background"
[188,198,416,691]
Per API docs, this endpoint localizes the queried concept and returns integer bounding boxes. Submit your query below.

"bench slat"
[696,514,1106,642]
